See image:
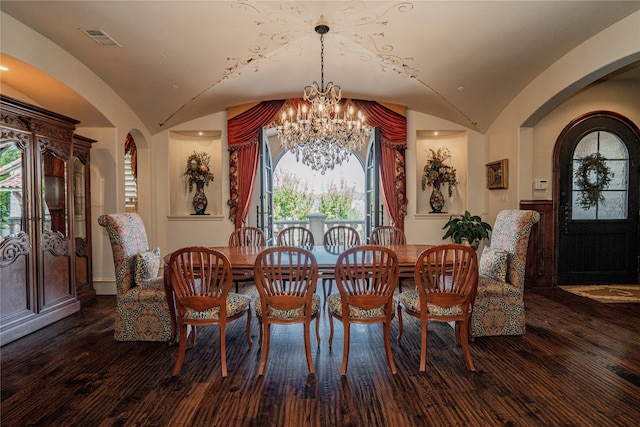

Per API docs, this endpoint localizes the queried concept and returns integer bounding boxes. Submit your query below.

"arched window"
[124,133,138,212]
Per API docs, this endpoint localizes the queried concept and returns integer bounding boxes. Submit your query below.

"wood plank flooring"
[1,286,639,426]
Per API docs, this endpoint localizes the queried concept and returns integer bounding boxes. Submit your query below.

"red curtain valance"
[355,101,407,146]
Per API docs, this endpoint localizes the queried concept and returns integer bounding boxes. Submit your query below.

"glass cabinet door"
[0,139,26,241]
[39,141,74,310]
[42,149,68,237]
[73,157,86,239]
[72,134,95,303]
[0,130,36,323]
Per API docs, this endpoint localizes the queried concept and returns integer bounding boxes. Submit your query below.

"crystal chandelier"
[277,24,371,174]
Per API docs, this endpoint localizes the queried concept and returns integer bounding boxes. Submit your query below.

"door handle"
[560,192,570,235]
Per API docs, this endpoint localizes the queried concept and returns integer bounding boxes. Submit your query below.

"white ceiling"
[1,1,639,135]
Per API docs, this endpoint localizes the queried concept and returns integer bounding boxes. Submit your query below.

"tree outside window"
[273,152,364,221]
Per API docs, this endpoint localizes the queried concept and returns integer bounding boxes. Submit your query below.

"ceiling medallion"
[277,24,371,174]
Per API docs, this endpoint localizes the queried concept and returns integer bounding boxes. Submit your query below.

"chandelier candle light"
[277,24,371,174]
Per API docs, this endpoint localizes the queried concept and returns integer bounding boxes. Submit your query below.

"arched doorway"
[555,111,640,284]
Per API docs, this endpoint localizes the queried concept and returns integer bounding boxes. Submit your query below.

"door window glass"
[572,131,628,220]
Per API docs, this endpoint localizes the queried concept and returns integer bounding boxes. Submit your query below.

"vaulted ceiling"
[1,1,639,135]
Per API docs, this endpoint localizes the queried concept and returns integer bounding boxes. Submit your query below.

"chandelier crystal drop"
[277,24,371,174]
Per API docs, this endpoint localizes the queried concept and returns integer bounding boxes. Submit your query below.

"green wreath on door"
[574,153,613,210]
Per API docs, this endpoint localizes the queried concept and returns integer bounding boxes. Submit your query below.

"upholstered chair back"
[487,210,540,291]
[98,213,151,295]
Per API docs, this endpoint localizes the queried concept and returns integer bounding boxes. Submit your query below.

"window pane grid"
[571,131,628,221]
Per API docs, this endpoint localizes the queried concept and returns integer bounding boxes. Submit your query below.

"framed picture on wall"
[486,159,508,189]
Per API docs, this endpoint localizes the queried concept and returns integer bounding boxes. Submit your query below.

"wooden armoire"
[0,95,94,345]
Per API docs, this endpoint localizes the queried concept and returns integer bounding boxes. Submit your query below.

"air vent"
[81,29,121,47]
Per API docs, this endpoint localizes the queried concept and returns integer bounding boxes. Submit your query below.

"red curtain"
[227,100,285,228]
[355,101,408,230]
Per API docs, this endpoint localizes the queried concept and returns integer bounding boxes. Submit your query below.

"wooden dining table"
[163,244,434,343]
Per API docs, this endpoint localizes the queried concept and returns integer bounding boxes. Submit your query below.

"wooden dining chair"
[321,226,361,305]
[168,246,252,376]
[397,244,479,371]
[253,246,320,375]
[229,226,266,247]
[324,225,361,247]
[228,226,266,292]
[327,245,400,375]
[277,226,314,248]
[369,225,411,293]
[369,225,406,245]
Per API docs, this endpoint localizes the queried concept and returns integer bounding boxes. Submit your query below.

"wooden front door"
[556,111,639,284]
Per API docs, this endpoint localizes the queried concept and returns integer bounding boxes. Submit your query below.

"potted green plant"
[442,210,492,250]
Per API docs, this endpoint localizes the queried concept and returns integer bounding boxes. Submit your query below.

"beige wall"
[530,80,640,200]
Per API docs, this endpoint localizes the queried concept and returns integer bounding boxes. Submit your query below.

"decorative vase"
[429,185,445,213]
[192,182,208,215]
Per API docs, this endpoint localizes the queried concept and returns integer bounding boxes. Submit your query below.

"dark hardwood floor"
[1,285,639,426]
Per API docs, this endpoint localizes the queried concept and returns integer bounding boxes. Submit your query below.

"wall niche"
[415,130,468,215]
[168,131,223,218]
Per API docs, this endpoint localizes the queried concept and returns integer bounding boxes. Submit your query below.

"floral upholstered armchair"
[98,213,172,342]
[471,209,540,337]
